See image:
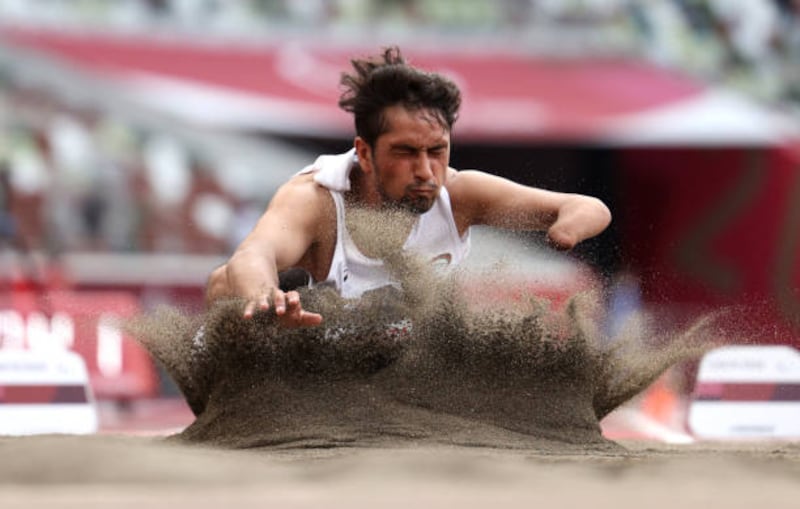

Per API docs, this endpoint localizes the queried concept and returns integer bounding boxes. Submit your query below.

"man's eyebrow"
[390,143,418,151]
[390,142,449,152]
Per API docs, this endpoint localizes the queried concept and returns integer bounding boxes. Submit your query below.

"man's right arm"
[205,175,324,326]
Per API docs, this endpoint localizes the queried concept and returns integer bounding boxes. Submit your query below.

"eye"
[392,146,415,156]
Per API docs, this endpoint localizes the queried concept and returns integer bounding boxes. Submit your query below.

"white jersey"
[298,149,470,298]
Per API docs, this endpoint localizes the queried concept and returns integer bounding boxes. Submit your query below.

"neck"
[347,164,382,208]
[344,202,418,260]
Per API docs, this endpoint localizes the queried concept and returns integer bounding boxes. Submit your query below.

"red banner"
[618,145,800,343]
[0,291,158,399]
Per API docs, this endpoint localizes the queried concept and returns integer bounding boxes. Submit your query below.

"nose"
[414,152,435,183]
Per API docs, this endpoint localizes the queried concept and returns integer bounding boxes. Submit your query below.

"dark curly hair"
[338,47,461,148]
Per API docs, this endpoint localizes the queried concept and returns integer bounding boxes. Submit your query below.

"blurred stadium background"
[1,0,799,438]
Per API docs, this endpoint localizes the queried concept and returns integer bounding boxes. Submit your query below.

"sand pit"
[1,289,798,508]
[1,434,799,509]
[3,214,797,507]
[127,253,719,452]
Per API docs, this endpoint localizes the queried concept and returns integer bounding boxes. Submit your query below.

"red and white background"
[2,26,800,438]
[0,289,157,400]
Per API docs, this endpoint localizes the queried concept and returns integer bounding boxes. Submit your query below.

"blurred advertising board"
[0,290,158,400]
[0,349,98,435]
[688,345,800,439]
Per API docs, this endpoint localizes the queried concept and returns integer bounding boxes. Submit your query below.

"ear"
[354,137,374,174]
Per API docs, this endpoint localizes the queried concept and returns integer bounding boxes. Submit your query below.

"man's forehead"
[379,107,450,145]
[384,105,446,127]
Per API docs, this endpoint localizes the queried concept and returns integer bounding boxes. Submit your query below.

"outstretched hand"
[243,289,323,328]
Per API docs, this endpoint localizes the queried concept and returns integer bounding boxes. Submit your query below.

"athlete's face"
[357,105,450,214]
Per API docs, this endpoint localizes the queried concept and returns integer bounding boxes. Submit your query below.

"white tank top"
[299,149,470,298]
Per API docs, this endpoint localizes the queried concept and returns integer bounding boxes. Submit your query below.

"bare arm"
[206,175,325,326]
[448,170,611,250]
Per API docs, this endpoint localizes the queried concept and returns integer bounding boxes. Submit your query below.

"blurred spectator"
[773,0,800,105]
[706,0,784,100]
[3,0,796,108]
[92,115,142,251]
[284,0,340,26]
[6,128,49,251]
[1,0,799,261]
[0,157,43,290]
[47,112,103,251]
[0,162,19,249]
[0,161,22,288]
[183,158,233,254]
[140,133,191,252]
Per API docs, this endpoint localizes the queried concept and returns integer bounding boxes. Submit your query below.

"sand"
[126,252,721,452]
[1,434,799,509]
[1,291,797,509]
[3,211,797,507]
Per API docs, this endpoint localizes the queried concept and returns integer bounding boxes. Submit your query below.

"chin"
[400,198,434,214]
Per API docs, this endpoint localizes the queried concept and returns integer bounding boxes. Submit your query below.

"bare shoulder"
[444,168,491,195]
[444,168,491,231]
[275,172,330,200]
[253,172,335,245]
[445,168,561,229]
[444,168,501,208]
[270,172,334,215]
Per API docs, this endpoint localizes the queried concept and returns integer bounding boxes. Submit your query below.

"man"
[206,47,611,327]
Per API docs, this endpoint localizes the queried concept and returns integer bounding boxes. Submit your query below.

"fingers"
[273,290,289,315]
[242,289,323,328]
[243,293,270,319]
[280,309,323,328]
[275,290,300,316]
[242,288,283,319]
[277,291,323,327]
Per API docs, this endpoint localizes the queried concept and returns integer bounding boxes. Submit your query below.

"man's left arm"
[447,170,611,250]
